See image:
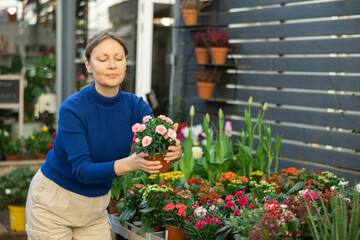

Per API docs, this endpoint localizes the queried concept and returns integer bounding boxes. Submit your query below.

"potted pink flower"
[131,115,177,172]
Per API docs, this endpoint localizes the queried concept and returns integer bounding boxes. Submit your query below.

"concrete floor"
[0,209,27,240]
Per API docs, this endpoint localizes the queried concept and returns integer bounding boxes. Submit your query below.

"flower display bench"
[108,214,165,240]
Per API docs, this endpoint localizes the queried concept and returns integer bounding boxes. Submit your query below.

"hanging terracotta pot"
[145,153,172,172]
[5,155,22,161]
[35,154,47,160]
[181,9,198,26]
[196,82,215,99]
[195,47,210,64]
[210,47,229,65]
[166,225,187,240]
[108,200,120,214]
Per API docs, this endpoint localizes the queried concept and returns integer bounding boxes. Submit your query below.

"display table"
[108,214,165,240]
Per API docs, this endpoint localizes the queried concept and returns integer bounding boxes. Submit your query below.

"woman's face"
[85,38,127,92]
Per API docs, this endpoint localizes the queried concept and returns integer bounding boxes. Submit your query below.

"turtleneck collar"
[89,83,122,108]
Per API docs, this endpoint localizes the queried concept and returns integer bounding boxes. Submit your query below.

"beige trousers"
[25,170,112,240]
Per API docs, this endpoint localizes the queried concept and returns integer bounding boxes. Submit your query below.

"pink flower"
[167,129,177,140]
[132,123,142,133]
[165,117,173,124]
[194,221,205,229]
[225,201,236,209]
[238,197,248,207]
[225,121,232,137]
[235,191,244,197]
[139,124,146,132]
[192,205,199,209]
[217,199,224,204]
[248,204,258,209]
[142,136,152,147]
[226,195,234,201]
[155,125,167,135]
[129,190,134,195]
[143,115,152,123]
[158,115,167,121]
[233,210,241,216]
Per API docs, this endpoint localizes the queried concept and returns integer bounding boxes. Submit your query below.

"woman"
[25,30,182,240]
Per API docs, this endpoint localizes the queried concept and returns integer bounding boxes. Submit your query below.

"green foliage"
[0,167,36,209]
[235,98,282,178]
[306,186,360,240]
[25,127,53,155]
[3,133,24,156]
[24,55,55,122]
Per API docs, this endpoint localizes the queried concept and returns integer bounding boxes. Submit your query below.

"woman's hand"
[164,123,183,162]
[114,152,162,175]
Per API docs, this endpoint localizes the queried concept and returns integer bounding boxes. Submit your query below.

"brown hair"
[85,30,128,62]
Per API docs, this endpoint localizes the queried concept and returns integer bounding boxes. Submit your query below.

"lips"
[106,74,118,78]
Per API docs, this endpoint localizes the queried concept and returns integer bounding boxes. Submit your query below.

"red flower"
[164,203,175,210]
[178,209,186,217]
[194,220,205,229]
[234,210,241,216]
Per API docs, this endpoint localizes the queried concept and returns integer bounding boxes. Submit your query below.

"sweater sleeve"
[134,96,153,123]
[59,101,118,184]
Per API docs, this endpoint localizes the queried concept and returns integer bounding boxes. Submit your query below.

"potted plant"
[194,30,210,64]
[25,126,53,159]
[180,0,214,26]
[131,115,177,172]
[3,133,24,161]
[193,68,222,99]
[206,27,230,65]
[0,167,37,231]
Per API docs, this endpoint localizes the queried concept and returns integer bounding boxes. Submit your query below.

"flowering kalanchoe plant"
[131,115,177,159]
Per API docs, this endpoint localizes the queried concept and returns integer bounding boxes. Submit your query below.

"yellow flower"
[41,126,49,132]
[190,105,195,117]
[31,135,35,140]
[218,108,224,119]
[206,113,210,123]
[263,102,268,111]
[248,97,253,106]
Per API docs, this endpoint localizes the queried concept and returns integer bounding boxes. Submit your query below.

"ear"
[84,58,92,74]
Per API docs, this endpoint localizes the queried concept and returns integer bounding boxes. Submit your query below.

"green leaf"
[288,219,299,232]
[139,206,157,213]
[286,181,306,195]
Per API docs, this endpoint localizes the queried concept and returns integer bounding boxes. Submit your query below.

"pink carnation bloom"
[225,201,236,209]
[226,195,234,201]
[132,123,142,133]
[238,197,248,207]
[167,129,177,140]
[139,124,146,132]
[178,209,186,217]
[156,125,167,135]
[142,136,152,147]
[235,190,244,197]
[194,221,205,229]
[165,117,173,124]
[233,210,241,216]
[158,115,167,121]
[217,199,224,204]
[143,115,152,123]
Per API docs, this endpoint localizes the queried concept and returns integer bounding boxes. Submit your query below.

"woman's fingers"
[173,123,178,132]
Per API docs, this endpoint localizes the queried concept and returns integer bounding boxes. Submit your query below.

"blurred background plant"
[0,167,37,209]
[25,125,53,156]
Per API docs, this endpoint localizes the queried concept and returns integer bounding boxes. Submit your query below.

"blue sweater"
[41,84,152,197]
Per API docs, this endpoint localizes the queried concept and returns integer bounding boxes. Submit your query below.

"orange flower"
[219,172,237,182]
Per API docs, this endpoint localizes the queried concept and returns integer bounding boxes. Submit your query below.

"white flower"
[280,204,287,209]
[192,146,203,159]
[209,204,217,211]
[330,186,336,191]
[5,189,11,195]
[194,206,207,217]
[356,184,360,193]
[338,181,348,186]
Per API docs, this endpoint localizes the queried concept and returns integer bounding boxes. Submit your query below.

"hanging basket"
[8,205,26,232]
[195,47,210,64]
[145,153,172,173]
[181,9,198,26]
[210,47,229,65]
[196,82,215,99]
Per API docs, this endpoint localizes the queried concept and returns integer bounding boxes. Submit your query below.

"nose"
[108,58,116,69]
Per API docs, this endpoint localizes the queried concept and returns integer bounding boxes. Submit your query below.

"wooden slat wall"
[175,0,360,182]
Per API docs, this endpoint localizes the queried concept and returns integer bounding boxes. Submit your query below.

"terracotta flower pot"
[35,154,47,160]
[108,200,120,214]
[181,9,198,26]
[195,47,210,64]
[5,156,22,161]
[210,47,229,65]
[166,225,187,240]
[196,82,215,99]
[145,153,172,172]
